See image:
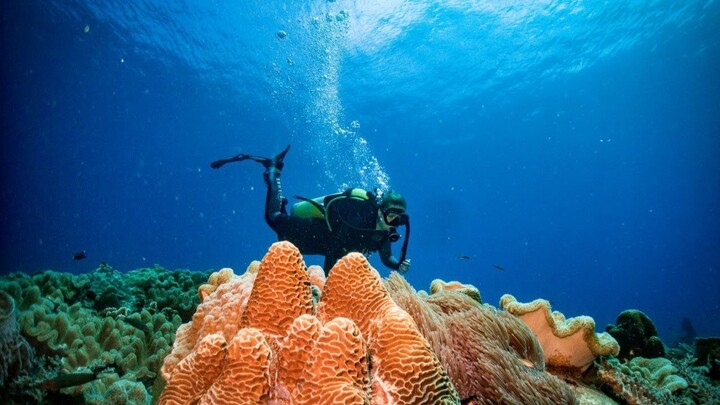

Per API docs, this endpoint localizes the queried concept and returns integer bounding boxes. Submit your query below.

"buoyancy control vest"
[290,188,411,265]
[290,188,375,231]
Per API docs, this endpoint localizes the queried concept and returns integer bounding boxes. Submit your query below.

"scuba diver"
[211,145,411,274]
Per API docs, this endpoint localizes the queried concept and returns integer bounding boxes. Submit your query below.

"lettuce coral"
[592,356,688,404]
[0,263,208,404]
[500,294,620,371]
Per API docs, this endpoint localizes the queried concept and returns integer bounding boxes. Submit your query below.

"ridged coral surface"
[201,328,272,404]
[320,253,459,404]
[160,241,460,404]
[294,317,370,404]
[158,333,228,404]
[161,262,258,380]
[240,243,314,337]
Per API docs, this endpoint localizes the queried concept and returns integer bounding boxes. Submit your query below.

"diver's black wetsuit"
[263,168,402,272]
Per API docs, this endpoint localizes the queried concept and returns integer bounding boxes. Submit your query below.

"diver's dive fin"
[210,156,244,169]
[210,153,270,169]
[210,145,290,170]
[273,145,291,170]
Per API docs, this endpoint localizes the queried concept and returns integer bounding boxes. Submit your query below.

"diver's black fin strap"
[399,215,410,264]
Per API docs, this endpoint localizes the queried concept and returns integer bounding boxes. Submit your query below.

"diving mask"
[382,208,405,226]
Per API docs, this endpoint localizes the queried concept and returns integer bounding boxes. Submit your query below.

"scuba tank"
[291,188,372,231]
[290,196,326,219]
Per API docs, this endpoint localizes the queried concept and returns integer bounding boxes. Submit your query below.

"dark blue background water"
[2,1,719,341]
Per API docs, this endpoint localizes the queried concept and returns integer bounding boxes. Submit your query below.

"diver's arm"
[379,240,410,272]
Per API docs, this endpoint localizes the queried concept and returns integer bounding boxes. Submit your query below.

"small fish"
[38,364,111,391]
[457,255,471,260]
[121,316,151,336]
[493,264,505,271]
[73,251,87,260]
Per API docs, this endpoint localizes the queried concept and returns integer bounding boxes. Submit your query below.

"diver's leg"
[264,167,284,228]
[263,145,292,228]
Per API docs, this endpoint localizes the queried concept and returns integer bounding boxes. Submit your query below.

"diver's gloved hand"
[398,259,411,274]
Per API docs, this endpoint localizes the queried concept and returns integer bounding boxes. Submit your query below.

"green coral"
[626,357,688,393]
[0,264,210,404]
[667,343,720,404]
[606,309,666,360]
[18,292,182,378]
[71,373,151,405]
[104,379,151,404]
[124,265,209,322]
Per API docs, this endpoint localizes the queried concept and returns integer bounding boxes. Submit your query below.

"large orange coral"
[240,243,313,338]
[160,261,258,381]
[159,242,460,404]
[158,333,227,405]
[385,274,579,404]
[319,253,459,404]
[202,328,273,404]
[293,317,370,404]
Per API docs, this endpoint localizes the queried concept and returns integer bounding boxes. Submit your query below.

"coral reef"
[0,290,34,385]
[3,242,720,404]
[429,279,482,303]
[590,356,688,405]
[160,263,260,380]
[306,264,326,302]
[694,337,720,380]
[628,357,688,393]
[0,263,209,404]
[197,267,237,302]
[82,374,152,405]
[318,251,459,403]
[160,241,460,404]
[667,343,720,404]
[386,274,578,404]
[500,294,620,371]
[606,310,665,361]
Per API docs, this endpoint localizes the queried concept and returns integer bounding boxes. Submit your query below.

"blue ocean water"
[1,0,718,343]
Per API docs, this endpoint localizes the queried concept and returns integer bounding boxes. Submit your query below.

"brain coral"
[385,274,578,404]
[160,241,460,404]
[318,252,458,403]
